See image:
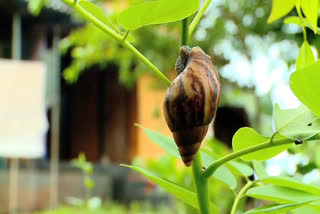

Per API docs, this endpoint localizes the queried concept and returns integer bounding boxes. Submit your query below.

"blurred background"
[0,0,319,213]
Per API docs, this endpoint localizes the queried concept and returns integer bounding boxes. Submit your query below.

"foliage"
[33,200,189,214]
[67,153,102,210]
[60,0,320,213]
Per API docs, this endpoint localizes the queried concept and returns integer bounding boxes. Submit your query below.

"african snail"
[163,46,221,167]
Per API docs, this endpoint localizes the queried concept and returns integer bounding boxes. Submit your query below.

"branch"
[189,0,212,38]
[61,0,171,87]
[203,133,320,179]
[230,180,255,214]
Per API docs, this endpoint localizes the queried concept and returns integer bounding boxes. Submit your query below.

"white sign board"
[0,59,48,158]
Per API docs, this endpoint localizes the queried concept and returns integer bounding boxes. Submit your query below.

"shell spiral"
[163,46,221,167]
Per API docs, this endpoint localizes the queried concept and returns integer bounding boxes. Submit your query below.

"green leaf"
[284,16,303,25]
[296,41,315,70]
[228,161,254,177]
[273,104,320,140]
[292,206,320,214]
[136,124,180,159]
[202,150,237,190]
[268,0,295,23]
[28,0,47,16]
[290,61,320,118]
[118,0,200,30]
[122,165,220,213]
[253,160,268,179]
[245,200,317,214]
[301,0,318,34]
[284,16,320,33]
[232,128,292,161]
[77,0,135,42]
[84,177,95,189]
[261,176,320,196]
[246,185,320,204]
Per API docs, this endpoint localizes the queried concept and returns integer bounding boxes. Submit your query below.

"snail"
[163,46,221,167]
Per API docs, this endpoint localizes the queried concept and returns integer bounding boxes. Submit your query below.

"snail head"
[175,45,192,74]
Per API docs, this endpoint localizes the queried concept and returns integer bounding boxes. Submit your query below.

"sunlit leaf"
[245,200,317,214]
[122,165,220,213]
[284,16,303,25]
[77,0,135,42]
[261,176,320,196]
[118,0,200,30]
[296,41,315,70]
[247,185,320,204]
[290,61,320,118]
[301,0,318,34]
[268,0,295,23]
[232,128,292,161]
[273,104,320,140]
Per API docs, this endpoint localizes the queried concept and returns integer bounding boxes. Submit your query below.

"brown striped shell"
[163,46,221,167]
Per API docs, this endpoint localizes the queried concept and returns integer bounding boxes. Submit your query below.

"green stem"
[189,0,212,38]
[192,153,210,214]
[203,133,320,179]
[181,18,189,46]
[62,0,171,87]
[230,181,254,214]
[122,30,130,41]
[296,3,307,40]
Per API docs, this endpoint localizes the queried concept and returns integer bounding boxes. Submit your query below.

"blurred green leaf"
[292,206,320,214]
[84,177,95,190]
[267,0,295,23]
[284,16,320,33]
[78,0,117,30]
[122,165,220,213]
[136,124,180,159]
[253,160,268,179]
[202,150,237,190]
[301,0,318,33]
[273,104,320,140]
[245,200,317,214]
[77,0,135,42]
[87,197,102,210]
[232,128,292,161]
[228,161,254,177]
[118,0,200,30]
[296,41,315,70]
[28,0,47,16]
[290,61,320,118]
[261,176,320,196]
[83,163,93,174]
[246,185,320,204]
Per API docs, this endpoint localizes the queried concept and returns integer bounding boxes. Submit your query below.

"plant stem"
[181,18,189,46]
[203,133,320,179]
[61,0,171,87]
[296,3,307,40]
[189,0,212,38]
[230,180,254,214]
[192,153,210,214]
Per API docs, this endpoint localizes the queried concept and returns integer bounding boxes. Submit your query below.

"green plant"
[60,0,320,213]
[67,153,102,210]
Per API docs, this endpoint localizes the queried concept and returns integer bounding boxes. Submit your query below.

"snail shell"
[163,46,221,167]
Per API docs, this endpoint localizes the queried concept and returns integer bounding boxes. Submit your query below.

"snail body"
[163,46,221,166]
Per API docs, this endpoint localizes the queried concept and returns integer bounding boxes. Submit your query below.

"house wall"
[135,75,172,159]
